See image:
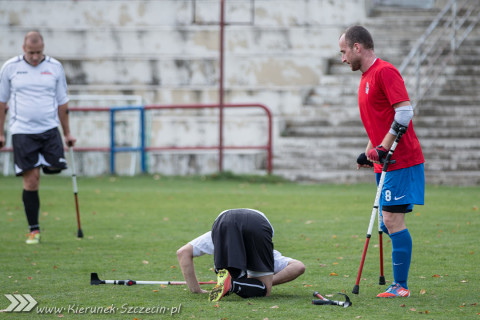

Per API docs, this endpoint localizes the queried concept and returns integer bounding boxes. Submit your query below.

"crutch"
[69,147,84,238]
[352,126,406,294]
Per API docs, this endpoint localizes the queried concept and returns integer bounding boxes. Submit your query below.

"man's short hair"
[344,26,374,50]
[24,31,44,45]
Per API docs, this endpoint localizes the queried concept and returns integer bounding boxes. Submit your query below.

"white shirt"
[189,231,292,274]
[0,55,69,134]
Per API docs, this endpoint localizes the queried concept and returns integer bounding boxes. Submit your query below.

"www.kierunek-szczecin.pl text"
[35,303,182,315]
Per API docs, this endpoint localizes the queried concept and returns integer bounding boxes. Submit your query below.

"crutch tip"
[352,285,359,294]
[379,276,386,285]
[77,229,84,238]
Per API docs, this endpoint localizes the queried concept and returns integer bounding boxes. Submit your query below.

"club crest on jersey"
[365,82,369,94]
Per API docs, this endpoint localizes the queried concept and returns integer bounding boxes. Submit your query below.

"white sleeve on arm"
[188,231,214,257]
[389,105,413,135]
[273,249,293,274]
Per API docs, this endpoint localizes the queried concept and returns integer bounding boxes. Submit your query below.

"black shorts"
[211,209,274,274]
[12,128,67,176]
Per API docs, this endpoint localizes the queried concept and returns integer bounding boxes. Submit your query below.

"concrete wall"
[0,0,368,176]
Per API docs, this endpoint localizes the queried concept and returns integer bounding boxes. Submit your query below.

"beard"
[349,59,361,71]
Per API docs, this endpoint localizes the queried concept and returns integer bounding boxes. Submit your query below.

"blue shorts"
[376,163,425,213]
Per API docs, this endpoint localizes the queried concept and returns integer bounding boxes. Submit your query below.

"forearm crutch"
[352,126,406,294]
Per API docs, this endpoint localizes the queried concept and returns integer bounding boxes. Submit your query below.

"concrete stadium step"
[417,96,480,106]
[275,136,367,151]
[1,0,368,29]
[415,126,480,138]
[426,159,480,171]
[419,138,480,150]
[58,55,324,87]
[0,26,344,60]
[283,125,365,138]
[273,168,374,184]
[413,116,480,128]
[416,105,480,117]
[423,171,480,186]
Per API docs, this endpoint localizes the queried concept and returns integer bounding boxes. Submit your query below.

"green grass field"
[0,174,478,319]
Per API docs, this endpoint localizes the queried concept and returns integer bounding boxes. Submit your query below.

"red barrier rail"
[144,103,273,174]
[1,103,273,175]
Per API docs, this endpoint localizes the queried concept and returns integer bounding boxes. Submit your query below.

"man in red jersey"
[339,26,425,298]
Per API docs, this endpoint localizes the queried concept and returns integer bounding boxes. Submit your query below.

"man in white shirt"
[0,31,76,244]
[177,209,305,300]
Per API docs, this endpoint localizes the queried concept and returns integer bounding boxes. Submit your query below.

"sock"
[390,228,412,289]
[23,190,40,232]
[230,276,267,298]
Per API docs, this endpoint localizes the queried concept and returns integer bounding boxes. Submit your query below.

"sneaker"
[26,230,41,244]
[377,282,410,298]
[209,269,232,302]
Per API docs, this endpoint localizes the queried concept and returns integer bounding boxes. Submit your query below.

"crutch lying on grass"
[312,291,352,308]
[352,126,407,295]
[90,273,216,286]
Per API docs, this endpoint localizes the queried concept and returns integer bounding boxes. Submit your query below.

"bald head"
[23,31,45,66]
[24,31,44,46]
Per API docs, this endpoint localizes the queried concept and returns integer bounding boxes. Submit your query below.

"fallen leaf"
[319,264,327,267]
[337,257,343,260]
[270,305,279,309]
[333,262,339,265]
[424,310,430,314]
[432,274,441,278]
[332,235,337,239]
[160,285,167,288]
[142,260,149,264]
[303,284,312,287]
[409,308,416,312]
[213,304,219,308]
[461,280,468,283]
[400,304,406,307]
[305,220,313,224]
[170,265,177,268]
[153,290,158,292]
[420,289,426,295]
[329,272,338,276]
[57,315,64,318]
[472,206,478,211]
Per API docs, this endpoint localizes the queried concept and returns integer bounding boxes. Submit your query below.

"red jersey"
[358,58,424,173]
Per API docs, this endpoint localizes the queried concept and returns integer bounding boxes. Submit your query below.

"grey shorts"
[12,128,67,176]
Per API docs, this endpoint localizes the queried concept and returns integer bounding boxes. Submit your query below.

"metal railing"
[0,103,273,176]
[399,0,480,109]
